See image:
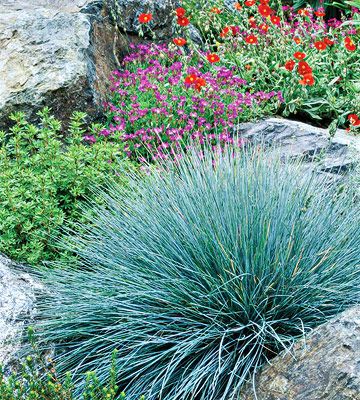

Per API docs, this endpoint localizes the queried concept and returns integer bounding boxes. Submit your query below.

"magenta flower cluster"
[93,44,283,161]
[282,6,358,34]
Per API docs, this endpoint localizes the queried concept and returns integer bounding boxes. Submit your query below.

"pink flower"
[83,135,96,144]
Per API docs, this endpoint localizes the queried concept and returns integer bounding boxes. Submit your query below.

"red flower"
[299,73,315,86]
[259,23,269,32]
[297,61,312,75]
[294,51,306,60]
[138,13,152,24]
[207,53,221,63]
[184,74,198,85]
[298,8,310,16]
[348,114,360,125]
[344,37,356,51]
[270,15,281,25]
[314,41,327,51]
[234,2,242,10]
[220,27,230,38]
[184,75,207,91]
[258,4,272,17]
[177,16,190,26]
[245,0,256,6]
[345,43,356,51]
[173,37,187,46]
[195,77,207,91]
[248,16,256,27]
[260,0,270,4]
[220,26,239,37]
[285,60,296,71]
[324,37,334,46]
[293,37,301,44]
[314,9,326,17]
[176,7,186,17]
[245,34,258,44]
[230,25,240,35]
[210,7,222,14]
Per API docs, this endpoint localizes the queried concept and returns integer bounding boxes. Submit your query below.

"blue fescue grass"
[33,146,360,400]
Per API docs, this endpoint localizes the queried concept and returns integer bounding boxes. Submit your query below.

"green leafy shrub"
[0,330,143,400]
[32,147,360,399]
[0,109,134,265]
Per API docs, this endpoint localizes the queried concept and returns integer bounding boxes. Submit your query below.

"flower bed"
[178,1,359,130]
[104,0,359,159]
[105,43,283,162]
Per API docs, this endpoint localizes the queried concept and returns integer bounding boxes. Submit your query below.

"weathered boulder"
[241,306,360,399]
[0,0,119,127]
[0,254,39,368]
[107,0,178,40]
[237,118,360,175]
[0,0,179,128]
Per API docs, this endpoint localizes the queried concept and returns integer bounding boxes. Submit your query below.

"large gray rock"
[0,0,178,127]
[0,0,119,127]
[241,306,360,400]
[237,118,360,175]
[0,254,39,367]
[107,0,178,40]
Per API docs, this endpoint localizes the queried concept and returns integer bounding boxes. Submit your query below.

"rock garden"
[0,0,359,399]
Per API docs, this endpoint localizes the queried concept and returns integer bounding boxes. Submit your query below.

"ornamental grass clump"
[34,147,360,400]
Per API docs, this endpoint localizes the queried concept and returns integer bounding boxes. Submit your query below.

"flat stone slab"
[236,117,360,174]
[1,0,93,12]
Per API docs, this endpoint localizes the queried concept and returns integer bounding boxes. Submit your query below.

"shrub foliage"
[0,109,133,264]
[0,329,142,400]
[33,147,360,399]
